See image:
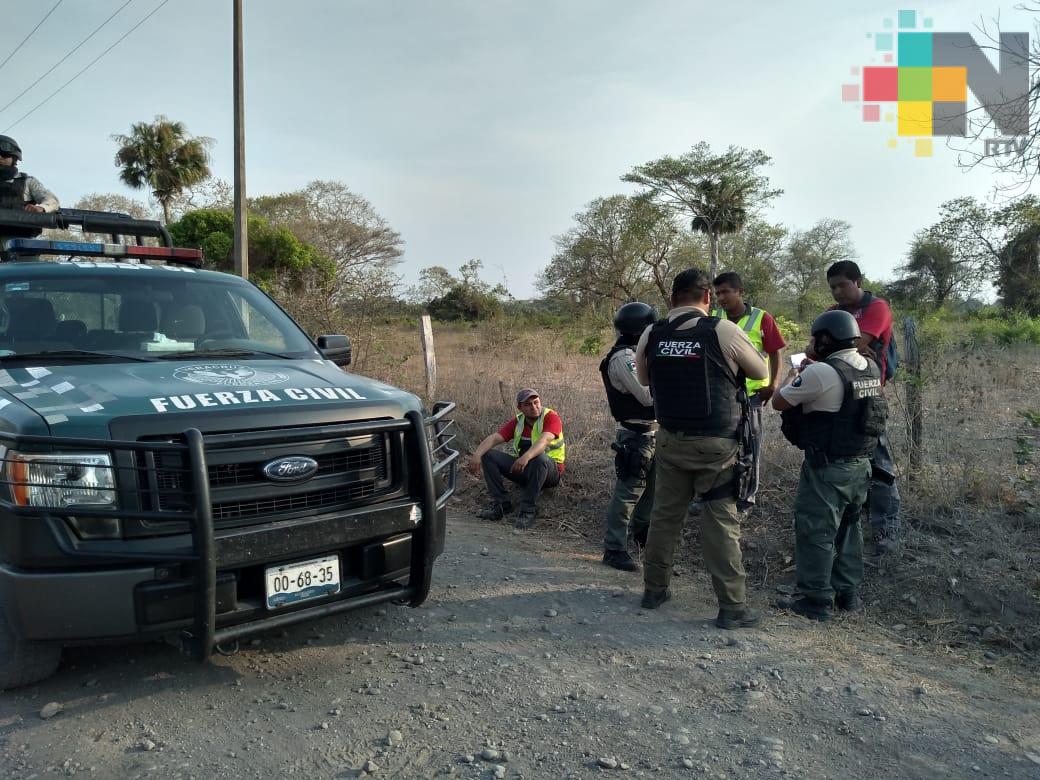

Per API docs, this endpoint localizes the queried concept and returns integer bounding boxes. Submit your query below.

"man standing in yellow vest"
[468,388,565,530]
[712,272,786,510]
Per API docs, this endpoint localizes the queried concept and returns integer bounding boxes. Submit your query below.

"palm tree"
[112,116,212,224]
[689,176,751,284]
[623,143,781,287]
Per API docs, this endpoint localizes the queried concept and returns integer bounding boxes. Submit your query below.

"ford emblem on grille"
[262,456,319,483]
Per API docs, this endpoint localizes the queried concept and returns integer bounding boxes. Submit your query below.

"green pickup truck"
[0,208,457,687]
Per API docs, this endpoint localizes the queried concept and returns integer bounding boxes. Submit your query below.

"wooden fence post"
[419,314,437,399]
[903,316,923,475]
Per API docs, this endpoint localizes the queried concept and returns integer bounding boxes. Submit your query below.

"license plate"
[265,554,340,609]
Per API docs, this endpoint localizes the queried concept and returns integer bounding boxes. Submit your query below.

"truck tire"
[0,611,61,689]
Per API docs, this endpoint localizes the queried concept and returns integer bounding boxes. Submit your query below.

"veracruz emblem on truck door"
[262,456,319,483]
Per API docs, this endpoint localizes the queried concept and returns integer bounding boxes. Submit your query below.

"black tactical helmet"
[0,135,21,161]
[613,301,657,336]
[811,309,861,346]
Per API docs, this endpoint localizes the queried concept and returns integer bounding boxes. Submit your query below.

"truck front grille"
[204,446,386,489]
[140,428,395,527]
[211,481,381,521]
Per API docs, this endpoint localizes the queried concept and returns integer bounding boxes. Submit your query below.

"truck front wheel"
[0,610,62,689]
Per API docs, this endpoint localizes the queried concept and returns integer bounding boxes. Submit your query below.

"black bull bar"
[0,402,458,661]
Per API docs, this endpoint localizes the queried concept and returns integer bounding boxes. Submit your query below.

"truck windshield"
[0,267,321,361]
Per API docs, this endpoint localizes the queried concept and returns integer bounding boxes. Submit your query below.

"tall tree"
[250,181,402,297]
[777,218,856,321]
[714,217,787,307]
[168,209,330,287]
[167,177,233,222]
[408,266,457,305]
[897,235,961,309]
[250,181,403,365]
[622,142,782,283]
[999,223,1040,315]
[112,115,212,224]
[538,194,697,313]
[420,260,509,321]
[926,197,1004,278]
[916,196,1040,309]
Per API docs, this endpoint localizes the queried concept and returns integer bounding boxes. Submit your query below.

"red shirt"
[831,293,893,383]
[498,410,565,473]
[757,311,787,354]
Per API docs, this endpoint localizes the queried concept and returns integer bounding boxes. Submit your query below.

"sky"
[4,0,1036,298]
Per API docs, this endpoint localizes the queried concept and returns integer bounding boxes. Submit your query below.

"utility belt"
[619,420,655,433]
[805,448,868,470]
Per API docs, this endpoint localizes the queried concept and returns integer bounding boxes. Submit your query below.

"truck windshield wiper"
[157,347,295,360]
[0,349,156,363]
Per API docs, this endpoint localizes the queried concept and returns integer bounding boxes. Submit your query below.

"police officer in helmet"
[600,301,658,572]
[772,309,887,622]
[0,136,58,216]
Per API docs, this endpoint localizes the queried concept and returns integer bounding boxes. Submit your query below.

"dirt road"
[2,513,1038,779]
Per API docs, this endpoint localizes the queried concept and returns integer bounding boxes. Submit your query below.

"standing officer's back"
[634,268,767,629]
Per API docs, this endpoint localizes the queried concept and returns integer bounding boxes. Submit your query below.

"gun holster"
[612,440,650,481]
[870,459,896,485]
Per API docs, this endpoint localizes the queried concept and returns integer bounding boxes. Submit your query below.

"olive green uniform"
[634,305,768,608]
[603,346,655,551]
[792,456,870,603]
[778,349,874,604]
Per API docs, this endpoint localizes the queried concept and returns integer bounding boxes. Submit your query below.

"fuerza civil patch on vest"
[656,339,703,358]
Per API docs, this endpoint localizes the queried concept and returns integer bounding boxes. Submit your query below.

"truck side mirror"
[316,334,351,367]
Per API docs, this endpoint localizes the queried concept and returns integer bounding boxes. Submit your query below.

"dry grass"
[357,322,1040,656]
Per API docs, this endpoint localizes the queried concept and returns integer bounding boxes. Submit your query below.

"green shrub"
[579,335,604,356]
[966,314,1040,347]
[773,314,802,346]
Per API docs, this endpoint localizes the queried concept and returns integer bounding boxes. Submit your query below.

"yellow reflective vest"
[712,306,770,393]
[511,408,565,465]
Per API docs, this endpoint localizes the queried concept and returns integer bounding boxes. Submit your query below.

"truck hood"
[0,359,422,438]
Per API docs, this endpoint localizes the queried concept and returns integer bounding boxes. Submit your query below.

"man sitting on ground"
[468,388,565,530]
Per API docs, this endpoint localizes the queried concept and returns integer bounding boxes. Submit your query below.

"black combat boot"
[775,596,832,622]
[602,549,639,572]
[835,591,864,612]
[716,607,761,629]
[640,587,672,609]
[477,501,511,521]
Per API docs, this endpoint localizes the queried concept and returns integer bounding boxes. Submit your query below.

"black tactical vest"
[599,342,654,426]
[0,175,41,238]
[795,355,887,457]
[646,313,742,439]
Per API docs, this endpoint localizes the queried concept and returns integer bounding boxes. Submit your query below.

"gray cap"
[515,388,539,405]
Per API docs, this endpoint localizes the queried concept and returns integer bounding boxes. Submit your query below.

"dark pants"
[603,428,655,551]
[739,396,763,510]
[867,432,901,538]
[481,449,560,512]
[794,456,871,604]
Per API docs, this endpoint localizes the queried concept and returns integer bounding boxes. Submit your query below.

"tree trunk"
[161,199,172,225]
[709,231,720,306]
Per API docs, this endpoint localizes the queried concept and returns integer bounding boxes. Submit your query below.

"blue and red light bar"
[2,239,203,263]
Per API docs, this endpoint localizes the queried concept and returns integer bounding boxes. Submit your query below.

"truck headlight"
[6,452,118,509]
